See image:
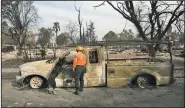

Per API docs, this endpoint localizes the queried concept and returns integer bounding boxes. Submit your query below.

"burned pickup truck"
[16,44,175,89]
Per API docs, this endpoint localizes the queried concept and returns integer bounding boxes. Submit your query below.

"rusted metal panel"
[107,78,129,88]
[85,47,106,87]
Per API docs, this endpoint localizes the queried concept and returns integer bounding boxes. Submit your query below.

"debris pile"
[2,49,68,62]
[2,51,18,62]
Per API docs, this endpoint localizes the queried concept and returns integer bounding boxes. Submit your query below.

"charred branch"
[75,4,83,42]
[93,1,105,10]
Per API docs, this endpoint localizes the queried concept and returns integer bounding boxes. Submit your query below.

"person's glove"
[73,68,75,72]
[84,68,86,73]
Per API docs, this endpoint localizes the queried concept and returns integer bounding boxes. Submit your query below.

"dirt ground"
[2,78,184,107]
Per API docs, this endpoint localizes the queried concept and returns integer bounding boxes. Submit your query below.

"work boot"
[79,87,83,92]
[48,89,56,95]
[48,90,56,95]
[74,90,79,95]
[74,87,80,95]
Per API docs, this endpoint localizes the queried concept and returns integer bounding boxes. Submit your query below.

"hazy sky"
[33,1,180,42]
[33,1,136,41]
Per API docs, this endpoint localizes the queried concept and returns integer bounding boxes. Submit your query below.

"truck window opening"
[89,51,99,63]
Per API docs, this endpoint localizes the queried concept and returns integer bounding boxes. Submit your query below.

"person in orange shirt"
[73,46,87,95]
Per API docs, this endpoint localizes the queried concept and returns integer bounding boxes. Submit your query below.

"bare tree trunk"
[79,24,82,42]
[54,48,56,58]
[75,5,83,43]
[35,46,38,60]
[17,43,23,56]
[148,45,156,62]
[70,37,75,44]
[83,27,85,43]
[52,44,56,58]
[39,47,46,60]
[28,43,32,61]
[43,47,46,60]
[23,44,29,61]
[168,42,173,63]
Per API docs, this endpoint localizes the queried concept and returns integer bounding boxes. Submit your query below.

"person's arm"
[84,55,87,73]
[85,56,87,65]
[73,55,78,71]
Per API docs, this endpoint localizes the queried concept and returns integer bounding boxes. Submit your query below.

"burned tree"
[83,27,85,43]
[119,29,135,40]
[88,21,97,43]
[53,22,60,58]
[174,12,185,34]
[65,21,78,44]
[56,32,70,46]
[37,27,53,48]
[2,1,39,55]
[84,21,97,43]
[37,27,53,60]
[103,31,119,41]
[94,1,185,60]
[53,22,60,38]
[75,4,83,43]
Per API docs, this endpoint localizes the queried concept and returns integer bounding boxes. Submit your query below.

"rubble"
[2,51,18,62]
[2,49,67,62]
[174,70,184,78]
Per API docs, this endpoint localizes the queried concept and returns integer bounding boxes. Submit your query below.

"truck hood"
[19,60,53,77]
[18,49,73,77]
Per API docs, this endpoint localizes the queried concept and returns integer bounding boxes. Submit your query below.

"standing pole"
[169,34,173,63]
[106,41,109,64]
[167,24,173,63]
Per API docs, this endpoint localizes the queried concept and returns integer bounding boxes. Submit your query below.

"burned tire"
[29,76,44,89]
[136,76,150,89]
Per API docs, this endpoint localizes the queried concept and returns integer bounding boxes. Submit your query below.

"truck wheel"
[29,76,43,89]
[136,76,149,89]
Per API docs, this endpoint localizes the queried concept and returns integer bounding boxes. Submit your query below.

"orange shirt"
[73,52,87,69]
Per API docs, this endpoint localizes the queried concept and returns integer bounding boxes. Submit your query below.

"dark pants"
[74,65,86,90]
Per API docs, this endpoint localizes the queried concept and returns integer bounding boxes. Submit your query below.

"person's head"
[76,46,83,52]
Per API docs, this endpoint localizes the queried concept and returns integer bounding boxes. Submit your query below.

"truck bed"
[106,57,173,88]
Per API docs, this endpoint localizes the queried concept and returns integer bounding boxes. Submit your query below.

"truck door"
[85,47,106,87]
[55,51,77,88]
